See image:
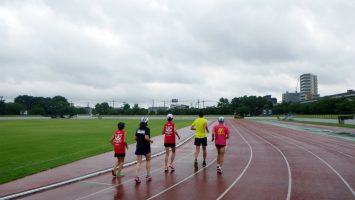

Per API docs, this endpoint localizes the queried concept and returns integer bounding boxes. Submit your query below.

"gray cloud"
[0,0,354,107]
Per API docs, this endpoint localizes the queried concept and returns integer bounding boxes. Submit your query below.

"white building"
[300,73,319,101]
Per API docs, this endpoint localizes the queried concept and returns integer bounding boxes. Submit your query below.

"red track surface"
[7,120,355,200]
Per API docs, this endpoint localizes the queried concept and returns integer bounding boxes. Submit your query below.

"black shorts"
[164,143,176,148]
[194,137,207,146]
[135,148,151,156]
[114,153,125,158]
[215,144,226,148]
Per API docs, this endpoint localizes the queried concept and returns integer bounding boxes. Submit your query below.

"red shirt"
[163,122,176,144]
[113,130,126,154]
[213,124,230,145]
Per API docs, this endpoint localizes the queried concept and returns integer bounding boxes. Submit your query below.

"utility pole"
[197,99,200,109]
[0,96,3,102]
[202,100,205,109]
[112,100,115,109]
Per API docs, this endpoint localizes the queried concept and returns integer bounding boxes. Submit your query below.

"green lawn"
[0,119,192,184]
[292,115,341,119]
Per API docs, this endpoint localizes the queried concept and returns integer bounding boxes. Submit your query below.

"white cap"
[140,116,149,123]
[218,116,224,123]
[167,113,173,119]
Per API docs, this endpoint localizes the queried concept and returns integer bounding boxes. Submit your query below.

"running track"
[10,120,355,199]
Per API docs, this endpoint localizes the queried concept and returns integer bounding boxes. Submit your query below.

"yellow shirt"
[192,117,208,138]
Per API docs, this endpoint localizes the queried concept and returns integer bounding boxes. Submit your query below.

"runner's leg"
[146,153,152,177]
[135,155,142,177]
[220,147,226,167]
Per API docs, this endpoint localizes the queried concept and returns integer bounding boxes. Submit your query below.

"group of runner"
[109,111,230,183]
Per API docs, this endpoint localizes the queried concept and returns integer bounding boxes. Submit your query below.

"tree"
[95,102,110,115]
[14,95,35,110]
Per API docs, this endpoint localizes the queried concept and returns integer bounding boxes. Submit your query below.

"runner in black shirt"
[134,117,153,183]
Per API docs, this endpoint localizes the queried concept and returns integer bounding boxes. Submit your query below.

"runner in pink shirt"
[212,116,230,174]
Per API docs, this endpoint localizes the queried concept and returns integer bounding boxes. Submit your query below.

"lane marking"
[146,158,217,200]
[260,120,355,147]
[77,122,218,200]
[1,131,196,200]
[242,124,292,200]
[80,181,114,186]
[265,128,355,197]
[216,121,253,200]
[270,128,355,161]
[146,123,221,200]
[75,145,198,200]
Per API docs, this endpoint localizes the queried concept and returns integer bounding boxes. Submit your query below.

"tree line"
[0,95,354,117]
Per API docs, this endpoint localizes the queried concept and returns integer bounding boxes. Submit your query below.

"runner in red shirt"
[212,116,230,174]
[109,122,128,177]
[162,114,180,172]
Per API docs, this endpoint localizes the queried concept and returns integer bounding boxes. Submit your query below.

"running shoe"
[111,170,116,177]
[169,164,175,171]
[194,159,198,168]
[164,167,168,173]
[146,175,152,182]
[135,176,141,183]
[202,160,206,167]
[217,167,222,174]
[117,172,125,177]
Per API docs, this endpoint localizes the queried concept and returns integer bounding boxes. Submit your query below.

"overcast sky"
[1,0,354,108]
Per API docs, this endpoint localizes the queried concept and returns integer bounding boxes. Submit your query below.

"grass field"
[292,114,353,119]
[0,119,192,184]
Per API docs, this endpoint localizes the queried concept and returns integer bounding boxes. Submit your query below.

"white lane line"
[76,122,219,200]
[216,121,253,200]
[267,128,355,161]
[267,131,355,197]
[75,150,198,200]
[246,128,292,200]
[80,181,114,186]
[146,158,217,200]
[1,133,196,200]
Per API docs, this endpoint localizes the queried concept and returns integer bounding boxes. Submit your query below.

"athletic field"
[0,119,192,184]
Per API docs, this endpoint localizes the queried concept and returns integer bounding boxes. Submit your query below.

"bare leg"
[164,147,169,170]
[195,145,200,160]
[145,153,151,176]
[202,146,207,161]
[118,157,124,174]
[135,155,142,177]
[216,147,221,166]
[170,147,176,165]
[220,147,226,167]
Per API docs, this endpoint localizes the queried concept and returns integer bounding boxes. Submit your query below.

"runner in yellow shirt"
[191,111,209,168]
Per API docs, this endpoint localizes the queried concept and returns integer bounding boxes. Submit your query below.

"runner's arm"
[211,128,215,142]
[145,135,153,143]
[205,123,209,133]
[109,134,115,145]
[175,127,180,139]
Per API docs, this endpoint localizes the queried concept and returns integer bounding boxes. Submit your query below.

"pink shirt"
[213,124,230,145]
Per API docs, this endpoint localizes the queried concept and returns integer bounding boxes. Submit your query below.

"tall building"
[282,91,300,103]
[300,73,319,101]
